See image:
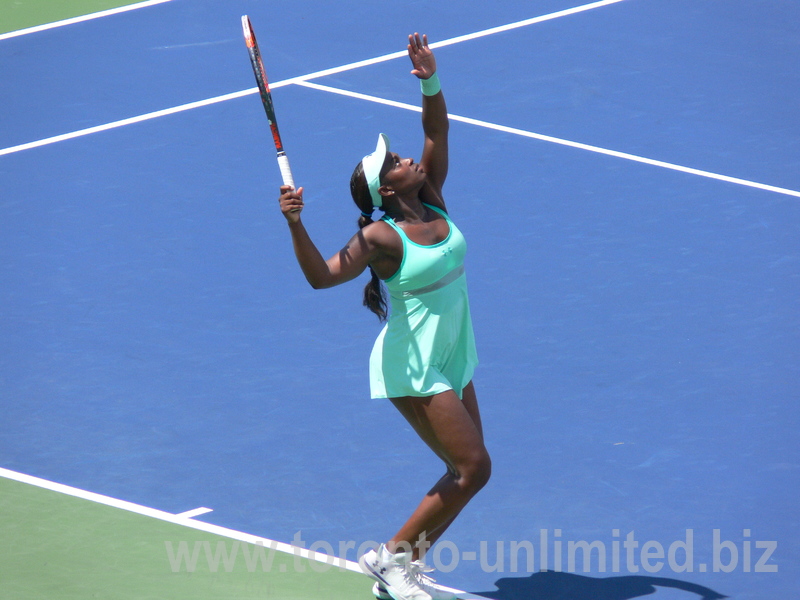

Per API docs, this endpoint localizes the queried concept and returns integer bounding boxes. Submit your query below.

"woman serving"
[278,33,491,600]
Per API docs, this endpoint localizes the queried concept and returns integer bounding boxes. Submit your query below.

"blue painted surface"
[1,1,798,598]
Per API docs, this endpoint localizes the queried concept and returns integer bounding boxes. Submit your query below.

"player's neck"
[385,195,426,223]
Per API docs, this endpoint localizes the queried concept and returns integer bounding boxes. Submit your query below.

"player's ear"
[378,184,395,198]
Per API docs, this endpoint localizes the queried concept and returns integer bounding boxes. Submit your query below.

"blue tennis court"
[1,1,797,598]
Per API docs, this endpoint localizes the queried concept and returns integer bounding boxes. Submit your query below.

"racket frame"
[242,15,294,188]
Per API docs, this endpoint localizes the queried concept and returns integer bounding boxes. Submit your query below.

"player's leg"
[405,381,484,558]
[387,384,491,553]
[360,384,489,600]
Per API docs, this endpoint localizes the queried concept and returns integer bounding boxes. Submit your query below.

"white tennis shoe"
[372,581,393,600]
[360,544,456,600]
[408,559,456,599]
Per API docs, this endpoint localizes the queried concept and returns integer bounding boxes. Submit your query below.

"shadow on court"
[474,571,727,600]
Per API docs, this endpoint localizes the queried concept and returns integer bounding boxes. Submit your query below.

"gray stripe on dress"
[391,265,465,299]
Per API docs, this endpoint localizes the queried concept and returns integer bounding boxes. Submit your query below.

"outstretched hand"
[408,32,436,79]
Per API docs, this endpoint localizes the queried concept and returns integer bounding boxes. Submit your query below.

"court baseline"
[0,467,492,599]
[0,465,357,572]
[0,0,175,41]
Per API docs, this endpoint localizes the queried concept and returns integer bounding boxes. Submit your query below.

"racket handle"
[277,153,295,188]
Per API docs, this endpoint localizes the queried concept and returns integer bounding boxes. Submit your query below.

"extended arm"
[409,33,449,202]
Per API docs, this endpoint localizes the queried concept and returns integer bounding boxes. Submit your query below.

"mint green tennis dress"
[369,204,478,399]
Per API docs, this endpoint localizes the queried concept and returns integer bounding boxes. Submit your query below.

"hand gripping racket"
[241,15,294,188]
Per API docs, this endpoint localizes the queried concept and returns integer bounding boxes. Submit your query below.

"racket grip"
[277,153,295,188]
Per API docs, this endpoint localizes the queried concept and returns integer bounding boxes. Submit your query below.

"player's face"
[381,152,426,194]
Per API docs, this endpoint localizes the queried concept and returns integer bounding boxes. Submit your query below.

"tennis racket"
[241,15,294,188]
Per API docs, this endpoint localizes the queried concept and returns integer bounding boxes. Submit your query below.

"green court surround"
[1,0,150,34]
[0,477,370,599]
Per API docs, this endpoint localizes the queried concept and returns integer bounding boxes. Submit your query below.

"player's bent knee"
[461,450,491,494]
[476,451,492,490]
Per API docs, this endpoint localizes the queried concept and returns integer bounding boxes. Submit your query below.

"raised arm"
[408,33,449,203]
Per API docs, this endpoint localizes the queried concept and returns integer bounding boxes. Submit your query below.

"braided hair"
[350,162,389,321]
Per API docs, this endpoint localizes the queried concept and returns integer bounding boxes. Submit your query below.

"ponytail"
[352,163,388,322]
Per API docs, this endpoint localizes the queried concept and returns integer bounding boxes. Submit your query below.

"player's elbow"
[307,277,331,290]
[300,265,336,290]
[306,272,340,290]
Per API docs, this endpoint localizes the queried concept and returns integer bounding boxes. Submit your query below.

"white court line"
[0,0,623,157]
[0,466,493,599]
[0,88,258,157]
[0,466,358,573]
[296,80,800,199]
[0,0,175,41]
[281,0,628,85]
[175,506,214,518]
[1,0,796,199]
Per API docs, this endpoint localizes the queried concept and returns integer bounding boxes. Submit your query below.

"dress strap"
[424,203,450,221]
[381,215,409,242]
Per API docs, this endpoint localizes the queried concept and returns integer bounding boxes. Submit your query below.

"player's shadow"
[473,571,727,600]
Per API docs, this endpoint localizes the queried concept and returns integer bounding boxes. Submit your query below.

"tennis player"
[278,33,490,600]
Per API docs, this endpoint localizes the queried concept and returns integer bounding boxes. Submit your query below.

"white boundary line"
[175,506,214,518]
[1,0,796,199]
[0,466,493,599]
[280,0,628,85]
[0,0,623,158]
[0,0,175,41]
[0,466,358,573]
[0,88,257,157]
[296,81,800,199]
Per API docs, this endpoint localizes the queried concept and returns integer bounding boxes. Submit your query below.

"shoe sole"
[372,582,393,600]
[359,554,406,600]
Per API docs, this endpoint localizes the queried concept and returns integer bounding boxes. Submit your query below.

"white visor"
[361,133,390,208]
